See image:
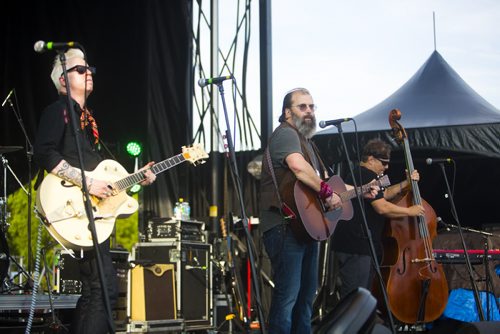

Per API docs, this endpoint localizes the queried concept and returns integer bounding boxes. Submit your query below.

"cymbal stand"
[1,155,32,292]
[4,93,35,276]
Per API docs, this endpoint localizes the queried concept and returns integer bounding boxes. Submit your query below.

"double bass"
[381,109,448,324]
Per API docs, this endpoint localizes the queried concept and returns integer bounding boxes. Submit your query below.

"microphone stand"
[437,162,485,321]
[334,123,397,334]
[214,82,267,334]
[57,51,115,333]
[5,95,35,279]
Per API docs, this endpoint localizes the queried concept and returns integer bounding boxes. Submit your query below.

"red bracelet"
[319,181,334,200]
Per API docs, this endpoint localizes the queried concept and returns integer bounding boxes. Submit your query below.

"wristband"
[319,181,334,200]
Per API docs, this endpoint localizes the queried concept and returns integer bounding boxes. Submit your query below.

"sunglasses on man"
[61,65,96,77]
[291,104,317,112]
[375,156,390,166]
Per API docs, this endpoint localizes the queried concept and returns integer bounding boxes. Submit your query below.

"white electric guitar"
[36,144,208,250]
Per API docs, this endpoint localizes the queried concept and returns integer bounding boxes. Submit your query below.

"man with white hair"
[34,48,156,333]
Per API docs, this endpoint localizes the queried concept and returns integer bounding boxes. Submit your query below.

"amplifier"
[132,241,212,329]
[53,248,129,294]
[53,250,82,294]
[146,217,206,243]
[130,264,177,320]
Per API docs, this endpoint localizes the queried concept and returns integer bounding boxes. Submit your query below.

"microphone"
[318,118,352,128]
[1,89,14,108]
[426,157,452,165]
[436,217,451,231]
[198,75,233,87]
[33,40,79,53]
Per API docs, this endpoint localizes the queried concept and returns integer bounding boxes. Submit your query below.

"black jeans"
[71,241,118,334]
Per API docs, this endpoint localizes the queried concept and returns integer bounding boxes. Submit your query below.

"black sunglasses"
[375,157,390,166]
[62,65,96,76]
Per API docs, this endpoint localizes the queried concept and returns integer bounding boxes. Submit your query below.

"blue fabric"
[443,288,500,322]
[263,224,319,334]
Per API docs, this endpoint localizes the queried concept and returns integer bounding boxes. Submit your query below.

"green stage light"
[129,184,142,194]
[126,141,142,157]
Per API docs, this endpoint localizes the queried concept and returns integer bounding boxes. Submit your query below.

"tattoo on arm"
[55,160,83,187]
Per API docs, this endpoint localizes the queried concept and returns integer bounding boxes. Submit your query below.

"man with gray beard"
[259,88,342,333]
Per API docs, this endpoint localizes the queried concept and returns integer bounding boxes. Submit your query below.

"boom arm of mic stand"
[215,82,267,334]
[437,163,485,321]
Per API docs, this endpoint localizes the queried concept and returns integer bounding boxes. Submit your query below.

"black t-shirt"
[34,95,102,172]
[332,166,385,257]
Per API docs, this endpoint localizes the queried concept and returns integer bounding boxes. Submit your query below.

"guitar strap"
[310,141,330,180]
[264,148,283,206]
[264,148,296,220]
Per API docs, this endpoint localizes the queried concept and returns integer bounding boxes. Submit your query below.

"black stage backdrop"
[1,0,194,220]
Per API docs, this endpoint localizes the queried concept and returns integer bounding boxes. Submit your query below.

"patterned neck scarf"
[80,108,99,144]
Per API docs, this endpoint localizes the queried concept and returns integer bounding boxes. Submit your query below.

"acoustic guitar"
[293,175,390,241]
[36,144,208,250]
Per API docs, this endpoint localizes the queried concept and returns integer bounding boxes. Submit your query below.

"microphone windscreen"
[34,40,45,53]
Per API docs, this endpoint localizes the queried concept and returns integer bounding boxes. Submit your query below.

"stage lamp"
[126,141,142,157]
[129,184,141,194]
[126,141,142,194]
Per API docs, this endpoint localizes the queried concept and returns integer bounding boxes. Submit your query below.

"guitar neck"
[114,153,186,191]
[339,181,376,202]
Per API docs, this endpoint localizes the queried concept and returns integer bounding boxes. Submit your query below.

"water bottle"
[174,198,183,220]
[181,200,191,220]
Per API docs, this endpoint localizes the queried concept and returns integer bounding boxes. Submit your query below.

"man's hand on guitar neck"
[138,161,156,185]
[366,181,380,199]
[345,181,380,199]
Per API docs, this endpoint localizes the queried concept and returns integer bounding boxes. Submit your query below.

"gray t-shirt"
[260,126,319,233]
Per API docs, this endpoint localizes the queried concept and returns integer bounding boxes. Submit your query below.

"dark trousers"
[71,241,118,334]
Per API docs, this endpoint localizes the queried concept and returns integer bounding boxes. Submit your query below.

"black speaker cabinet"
[133,241,212,329]
[53,248,130,331]
[130,264,177,321]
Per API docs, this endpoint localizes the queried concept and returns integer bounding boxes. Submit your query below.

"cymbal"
[0,146,23,154]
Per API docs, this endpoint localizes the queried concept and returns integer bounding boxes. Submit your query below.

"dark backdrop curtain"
[1,1,192,226]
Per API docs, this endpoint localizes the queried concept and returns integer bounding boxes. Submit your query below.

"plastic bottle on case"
[174,198,183,220]
[181,200,191,220]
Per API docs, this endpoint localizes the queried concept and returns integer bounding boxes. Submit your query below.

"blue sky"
[205,1,500,149]
[270,0,500,125]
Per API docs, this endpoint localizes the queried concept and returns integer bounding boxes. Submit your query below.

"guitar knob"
[74,235,81,240]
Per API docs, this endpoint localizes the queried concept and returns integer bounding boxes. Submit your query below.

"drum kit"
[0,145,28,291]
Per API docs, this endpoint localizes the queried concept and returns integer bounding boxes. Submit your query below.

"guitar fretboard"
[338,175,389,202]
[114,153,186,191]
[339,182,376,202]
